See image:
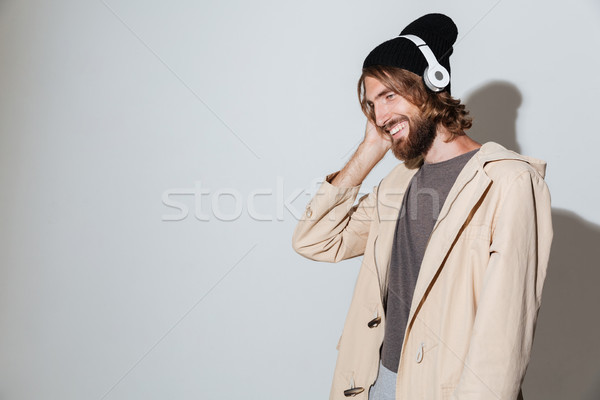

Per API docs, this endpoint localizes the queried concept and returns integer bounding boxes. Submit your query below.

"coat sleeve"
[452,170,553,400]
[291,170,378,263]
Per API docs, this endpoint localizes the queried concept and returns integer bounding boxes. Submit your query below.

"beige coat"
[292,142,553,400]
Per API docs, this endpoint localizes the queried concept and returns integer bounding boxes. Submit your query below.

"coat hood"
[476,141,547,178]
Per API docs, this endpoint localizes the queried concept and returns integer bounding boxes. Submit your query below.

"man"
[291,13,553,400]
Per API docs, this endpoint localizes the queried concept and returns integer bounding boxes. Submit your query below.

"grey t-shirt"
[380,149,478,374]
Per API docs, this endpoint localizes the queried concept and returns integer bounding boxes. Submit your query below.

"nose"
[374,102,391,128]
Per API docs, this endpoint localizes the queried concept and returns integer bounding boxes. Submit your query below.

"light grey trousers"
[368,360,397,400]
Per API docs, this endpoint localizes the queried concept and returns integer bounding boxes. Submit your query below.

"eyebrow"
[366,89,393,103]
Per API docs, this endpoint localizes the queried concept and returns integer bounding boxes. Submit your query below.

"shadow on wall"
[464,82,600,400]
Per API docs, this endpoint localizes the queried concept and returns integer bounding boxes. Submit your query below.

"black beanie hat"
[362,13,458,93]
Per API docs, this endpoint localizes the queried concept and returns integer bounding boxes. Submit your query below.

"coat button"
[306,207,313,217]
[416,342,425,363]
[367,316,381,328]
[343,387,365,397]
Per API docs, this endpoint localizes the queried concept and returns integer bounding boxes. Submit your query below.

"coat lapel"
[406,158,492,327]
[373,166,418,302]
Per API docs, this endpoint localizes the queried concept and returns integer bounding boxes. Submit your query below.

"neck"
[422,127,481,164]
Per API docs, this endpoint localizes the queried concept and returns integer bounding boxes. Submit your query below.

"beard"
[388,113,436,161]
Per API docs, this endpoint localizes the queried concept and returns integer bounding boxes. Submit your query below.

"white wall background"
[1,0,599,399]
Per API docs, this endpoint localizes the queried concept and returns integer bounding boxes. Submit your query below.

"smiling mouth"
[387,120,408,138]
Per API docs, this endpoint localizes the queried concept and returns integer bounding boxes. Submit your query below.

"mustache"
[382,116,409,133]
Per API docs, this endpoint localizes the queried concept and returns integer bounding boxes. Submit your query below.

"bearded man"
[292,13,553,400]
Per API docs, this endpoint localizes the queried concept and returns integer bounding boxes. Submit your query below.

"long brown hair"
[357,65,472,141]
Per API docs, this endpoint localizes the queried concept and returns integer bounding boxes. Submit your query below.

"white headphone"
[398,34,450,92]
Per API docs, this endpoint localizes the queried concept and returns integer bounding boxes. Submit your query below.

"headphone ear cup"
[423,66,442,92]
[423,66,449,92]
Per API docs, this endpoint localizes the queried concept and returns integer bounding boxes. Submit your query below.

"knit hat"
[362,13,458,93]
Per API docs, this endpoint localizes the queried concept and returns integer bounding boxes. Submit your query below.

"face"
[364,76,436,160]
